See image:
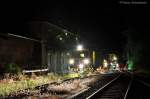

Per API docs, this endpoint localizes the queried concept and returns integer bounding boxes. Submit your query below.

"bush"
[4,63,21,74]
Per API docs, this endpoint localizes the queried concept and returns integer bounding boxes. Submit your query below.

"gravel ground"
[3,73,100,99]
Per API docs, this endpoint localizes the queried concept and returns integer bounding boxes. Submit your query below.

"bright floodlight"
[79,64,84,69]
[80,53,85,58]
[69,59,74,65]
[104,62,108,68]
[77,44,83,51]
[103,59,108,68]
[83,58,90,64]
[113,56,117,60]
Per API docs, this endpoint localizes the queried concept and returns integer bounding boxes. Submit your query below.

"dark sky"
[0,1,150,53]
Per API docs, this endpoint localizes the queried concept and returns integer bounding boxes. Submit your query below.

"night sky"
[0,1,149,54]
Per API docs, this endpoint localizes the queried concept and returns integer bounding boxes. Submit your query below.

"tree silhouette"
[123,27,150,70]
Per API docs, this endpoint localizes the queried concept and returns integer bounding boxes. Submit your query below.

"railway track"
[71,71,150,99]
[2,71,150,99]
[85,72,132,99]
[69,72,122,99]
[126,73,150,99]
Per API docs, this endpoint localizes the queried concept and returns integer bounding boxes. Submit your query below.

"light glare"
[79,64,84,68]
[83,58,90,64]
[77,44,83,51]
[69,59,74,64]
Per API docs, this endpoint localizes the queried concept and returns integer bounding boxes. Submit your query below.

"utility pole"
[92,51,96,67]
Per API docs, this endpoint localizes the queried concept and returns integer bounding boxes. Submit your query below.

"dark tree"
[123,28,150,71]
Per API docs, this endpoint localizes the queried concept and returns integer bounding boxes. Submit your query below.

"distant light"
[80,53,85,58]
[113,56,117,60]
[83,58,90,64]
[65,33,68,36]
[116,63,119,68]
[59,37,63,40]
[128,60,133,70]
[110,62,113,66]
[104,62,108,68]
[77,44,83,51]
[75,37,78,41]
[66,52,70,56]
[79,64,84,68]
[69,59,74,65]
[103,59,108,68]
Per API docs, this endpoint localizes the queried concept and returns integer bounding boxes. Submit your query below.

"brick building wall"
[0,36,41,70]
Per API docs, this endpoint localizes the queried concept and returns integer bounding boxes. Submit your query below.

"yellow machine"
[68,50,92,73]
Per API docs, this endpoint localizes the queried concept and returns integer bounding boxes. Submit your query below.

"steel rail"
[86,73,122,99]
[137,79,150,87]
[124,73,133,99]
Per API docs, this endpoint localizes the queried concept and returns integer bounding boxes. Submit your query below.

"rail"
[124,73,133,99]
[86,73,122,99]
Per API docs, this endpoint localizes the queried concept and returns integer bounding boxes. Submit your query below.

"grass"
[0,73,64,97]
[63,72,80,78]
[0,72,86,97]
